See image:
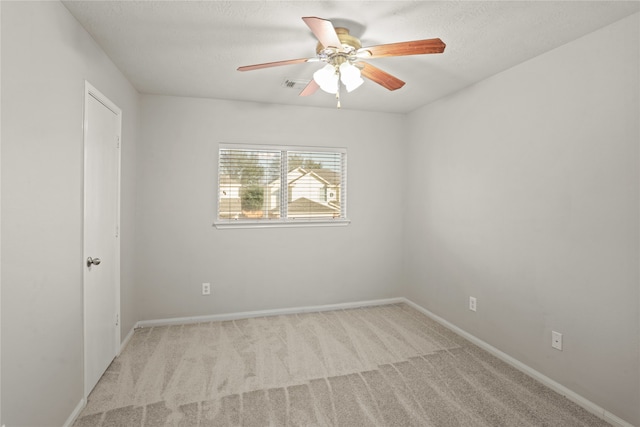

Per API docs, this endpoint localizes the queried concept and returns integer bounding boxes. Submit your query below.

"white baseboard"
[136,297,405,329]
[62,398,86,427]
[605,411,637,427]
[59,328,133,427]
[120,324,136,355]
[400,298,634,427]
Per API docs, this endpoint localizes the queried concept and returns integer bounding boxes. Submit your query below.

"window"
[215,144,348,228]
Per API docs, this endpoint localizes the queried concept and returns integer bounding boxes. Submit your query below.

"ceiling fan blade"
[359,62,405,91]
[299,79,319,97]
[237,58,311,72]
[360,38,446,59]
[302,17,342,50]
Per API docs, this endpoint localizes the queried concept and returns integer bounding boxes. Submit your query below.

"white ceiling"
[62,1,639,114]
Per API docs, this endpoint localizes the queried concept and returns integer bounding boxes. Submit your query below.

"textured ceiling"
[62,1,639,114]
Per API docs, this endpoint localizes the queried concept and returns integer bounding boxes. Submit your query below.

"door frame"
[82,81,122,399]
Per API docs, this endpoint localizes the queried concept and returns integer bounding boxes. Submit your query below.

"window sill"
[213,219,351,229]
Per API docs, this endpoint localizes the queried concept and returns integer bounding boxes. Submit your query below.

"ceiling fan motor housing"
[315,27,362,55]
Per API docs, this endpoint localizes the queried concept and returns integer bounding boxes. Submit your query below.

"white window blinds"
[216,144,347,227]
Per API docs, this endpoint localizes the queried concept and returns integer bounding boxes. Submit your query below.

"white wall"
[135,95,406,321]
[1,2,139,425]
[404,14,639,426]
[0,2,3,422]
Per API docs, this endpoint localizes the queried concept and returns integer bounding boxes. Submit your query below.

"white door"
[83,82,121,397]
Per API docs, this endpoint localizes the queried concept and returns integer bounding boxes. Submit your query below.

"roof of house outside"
[287,197,340,216]
[219,175,240,186]
[266,168,341,187]
[308,169,340,186]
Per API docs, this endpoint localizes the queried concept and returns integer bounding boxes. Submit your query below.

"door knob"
[87,257,101,267]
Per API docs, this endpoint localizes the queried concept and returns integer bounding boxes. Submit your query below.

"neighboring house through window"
[216,144,348,227]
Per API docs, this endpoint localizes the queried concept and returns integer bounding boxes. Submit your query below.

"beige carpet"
[73,303,610,426]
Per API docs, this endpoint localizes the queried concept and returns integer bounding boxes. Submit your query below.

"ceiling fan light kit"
[237,17,446,108]
[313,62,363,94]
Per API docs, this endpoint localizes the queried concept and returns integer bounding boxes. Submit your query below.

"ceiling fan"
[237,17,446,107]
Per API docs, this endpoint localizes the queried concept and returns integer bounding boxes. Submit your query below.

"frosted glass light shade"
[339,62,364,92]
[313,64,339,94]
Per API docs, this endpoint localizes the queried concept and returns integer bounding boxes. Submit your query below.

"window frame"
[214,143,350,229]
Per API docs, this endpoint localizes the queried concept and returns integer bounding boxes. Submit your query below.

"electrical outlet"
[202,283,211,296]
[552,331,562,350]
[469,296,477,312]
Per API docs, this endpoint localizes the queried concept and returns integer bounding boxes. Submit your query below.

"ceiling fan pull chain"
[336,80,341,109]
